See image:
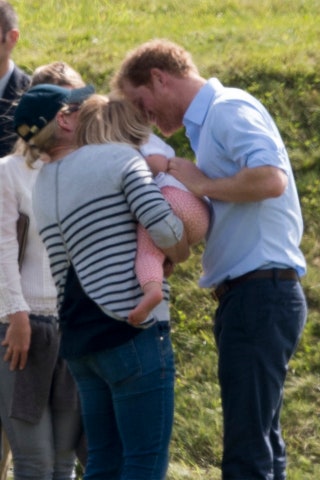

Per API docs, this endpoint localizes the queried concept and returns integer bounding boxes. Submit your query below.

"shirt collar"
[183,78,224,153]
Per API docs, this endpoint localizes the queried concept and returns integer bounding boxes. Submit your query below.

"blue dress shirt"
[183,78,306,287]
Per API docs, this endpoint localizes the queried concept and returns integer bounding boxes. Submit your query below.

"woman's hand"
[2,312,31,370]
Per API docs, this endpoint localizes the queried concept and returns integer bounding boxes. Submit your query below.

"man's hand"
[1,312,31,371]
[168,157,207,197]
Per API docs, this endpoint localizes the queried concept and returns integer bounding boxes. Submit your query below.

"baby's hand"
[145,154,169,176]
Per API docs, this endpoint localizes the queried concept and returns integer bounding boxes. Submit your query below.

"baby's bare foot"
[128,285,163,326]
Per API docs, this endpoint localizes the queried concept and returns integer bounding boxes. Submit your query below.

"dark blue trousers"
[213,274,307,480]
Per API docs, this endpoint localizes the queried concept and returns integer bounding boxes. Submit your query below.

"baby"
[76,94,210,326]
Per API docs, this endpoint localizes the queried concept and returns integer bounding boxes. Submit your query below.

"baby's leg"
[130,225,165,326]
[161,186,210,245]
[128,281,164,326]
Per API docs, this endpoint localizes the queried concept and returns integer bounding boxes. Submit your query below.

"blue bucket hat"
[14,83,95,141]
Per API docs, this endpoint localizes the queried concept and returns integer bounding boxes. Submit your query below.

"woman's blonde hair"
[20,61,85,166]
[76,94,150,148]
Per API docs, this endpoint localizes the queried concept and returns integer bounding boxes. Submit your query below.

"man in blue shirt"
[112,39,307,480]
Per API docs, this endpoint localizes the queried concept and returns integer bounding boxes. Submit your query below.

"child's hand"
[145,154,169,176]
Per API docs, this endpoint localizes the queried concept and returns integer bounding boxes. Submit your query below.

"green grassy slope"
[10,1,320,478]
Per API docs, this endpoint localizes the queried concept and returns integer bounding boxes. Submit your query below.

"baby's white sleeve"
[140,133,175,159]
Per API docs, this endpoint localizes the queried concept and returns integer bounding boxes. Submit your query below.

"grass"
[12,0,320,81]
[7,1,320,478]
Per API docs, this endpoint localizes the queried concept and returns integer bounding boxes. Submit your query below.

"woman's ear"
[56,111,66,129]
[56,110,76,132]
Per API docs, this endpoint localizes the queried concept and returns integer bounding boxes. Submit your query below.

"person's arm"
[145,154,169,176]
[168,158,287,202]
[122,151,190,264]
[140,133,175,175]
[159,228,189,264]
[0,159,31,370]
[139,136,189,264]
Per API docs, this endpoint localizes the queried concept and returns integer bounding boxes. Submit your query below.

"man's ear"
[150,68,167,87]
[6,29,19,47]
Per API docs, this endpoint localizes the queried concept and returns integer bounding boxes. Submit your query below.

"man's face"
[0,26,7,63]
[0,27,18,69]
[122,78,183,137]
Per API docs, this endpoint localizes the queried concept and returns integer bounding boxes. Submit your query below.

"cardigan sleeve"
[0,157,30,318]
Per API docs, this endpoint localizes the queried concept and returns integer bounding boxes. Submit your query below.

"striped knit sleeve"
[121,154,184,248]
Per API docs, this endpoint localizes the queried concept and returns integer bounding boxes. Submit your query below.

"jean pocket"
[95,340,142,386]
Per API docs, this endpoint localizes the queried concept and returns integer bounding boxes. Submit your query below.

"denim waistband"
[157,321,170,333]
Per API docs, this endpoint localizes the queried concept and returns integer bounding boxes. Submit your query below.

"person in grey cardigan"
[14,83,189,480]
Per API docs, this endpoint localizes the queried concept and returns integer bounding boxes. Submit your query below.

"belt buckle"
[211,281,231,302]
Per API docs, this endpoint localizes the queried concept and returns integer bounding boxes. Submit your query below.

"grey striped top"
[32,143,184,324]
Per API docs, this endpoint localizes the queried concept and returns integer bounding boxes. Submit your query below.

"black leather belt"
[211,268,299,302]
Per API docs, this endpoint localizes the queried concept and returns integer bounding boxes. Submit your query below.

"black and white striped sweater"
[32,143,184,324]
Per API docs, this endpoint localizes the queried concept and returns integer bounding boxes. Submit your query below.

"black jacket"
[0,65,30,158]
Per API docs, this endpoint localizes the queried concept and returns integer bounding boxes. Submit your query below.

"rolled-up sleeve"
[145,209,184,248]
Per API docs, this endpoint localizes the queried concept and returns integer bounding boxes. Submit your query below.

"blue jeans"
[213,275,307,480]
[67,322,175,480]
